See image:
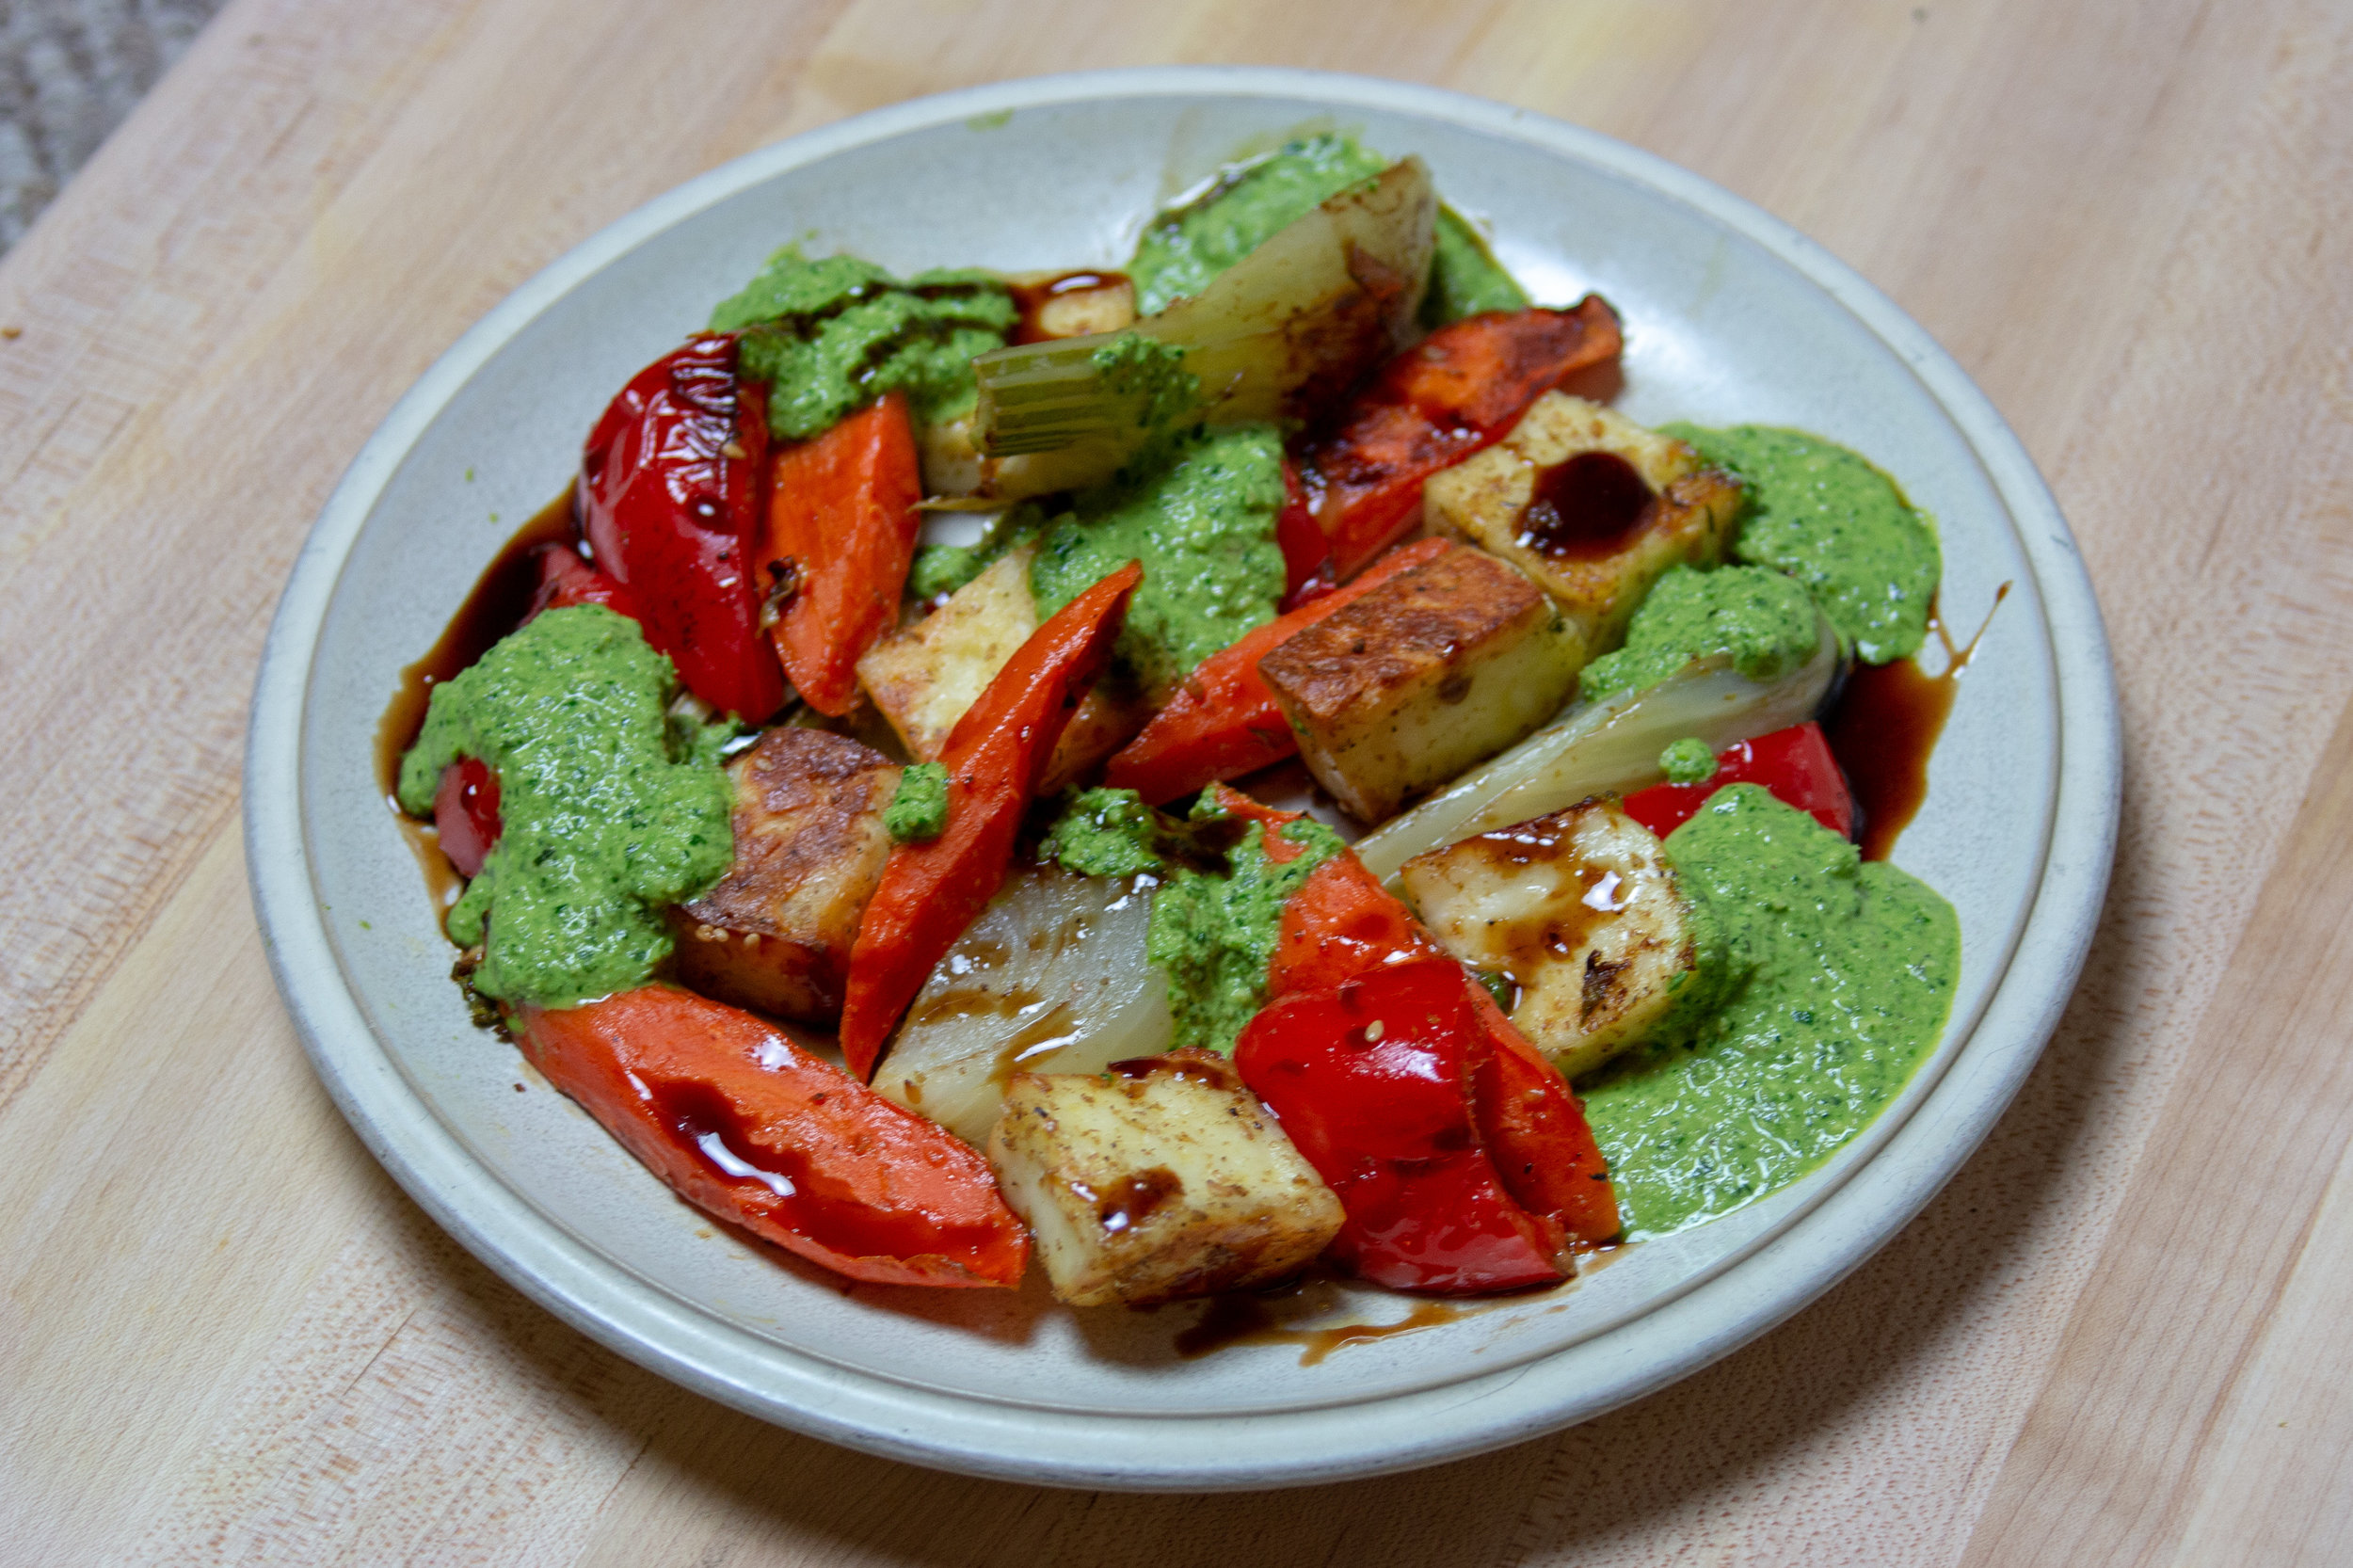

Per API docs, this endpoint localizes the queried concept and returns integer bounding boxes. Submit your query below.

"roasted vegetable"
[579,334,786,722]
[968,158,1436,495]
[756,391,922,716]
[1422,392,1742,653]
[858,541,1146,794]
[1400,796,1722,1080]
[988,1049,1342,1306]
[1101,536,1451,804]
[1354,606,1842,881]
[1238,959,1592,1293]
[1257,544,1582,822]
[1620,721,1855,841]
[840,562,1142,1080]
[872,865,1174,1146]
[667,728,900,1024]
[519,986,1029,1288]
[1292,299,1624,584]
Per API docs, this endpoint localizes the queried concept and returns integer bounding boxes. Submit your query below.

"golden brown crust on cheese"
[668,728,898,1023]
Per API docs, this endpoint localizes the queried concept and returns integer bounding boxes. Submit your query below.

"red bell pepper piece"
[757,392,922,716]
[523,542,640,624]
[838,561,1144,1080]
[1295,299,1624,582]
[431,756,501,878]
[518,986,1028,1288]
[1275,457,1334,609]
[1621,721,1856,840]
[1100,537,1454,805]
[1266,849,1621,1249]
[579,334,786,722]
[1236,960,1567,1293]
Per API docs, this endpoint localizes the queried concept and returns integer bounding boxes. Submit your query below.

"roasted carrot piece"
[1296,298,1624,582]
[837,560,1142,1080]
[757,392,923,716]
[1101,538,1453,804]
[518,986,1030,1288]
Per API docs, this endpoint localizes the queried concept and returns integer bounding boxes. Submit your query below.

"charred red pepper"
[757,391,922,716]
[1260,846,1622,1258]
[1621,721,1856,840]
[1236,959,1567,1293]
[579,334,786,722]
[431,756,501,878]
[519,986,1028,1288]
[1275,457,1333,608]
[523,542,639,623]
[838,561,1144,1080]
[1294,299,1624,582]
[1101,538,1453,805]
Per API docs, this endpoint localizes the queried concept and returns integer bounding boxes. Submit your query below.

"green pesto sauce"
[1578,564,1821,705]
[1579,785,1961,1240]
[1660,737,1718,784]
[1030,423,1287,697]
[1092,331,1204,451]
[1664,424,1941,665]
[1420,204,1530,328]
[1040,788,1344,1055]
[712,248,1016,440]
[1129,133,1390,315]
[884,761,948,842]
[1039,786,1165,880]
[395,606,734,1010]
[906,502,1047,602]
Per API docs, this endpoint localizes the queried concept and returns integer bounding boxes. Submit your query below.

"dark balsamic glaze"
[1174,1286,1465,1365]
[1825,584,2011,861]
[373,489,580,799]
[1516,450,1655,561]
[1008,269,1131,345]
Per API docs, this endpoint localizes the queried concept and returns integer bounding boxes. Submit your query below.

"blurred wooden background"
[2,1,2348,1562]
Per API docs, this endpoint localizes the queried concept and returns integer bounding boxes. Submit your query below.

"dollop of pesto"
[1031,423,1287,697]
[1091,331,1202,440]
[1128,133,1390,315]
[395,606,735,1010]
[1039,786,1164,880]
[1664,424,1941,665]
[1578,564,1821,705]
[1578,785,1961,1239]
[712,248,1016,440]
[1420,204,1530,327]
[1660,737,1718,784]
[1037,789,1344,1054]
[884,761,948,842]
[1149,804,1344,1057]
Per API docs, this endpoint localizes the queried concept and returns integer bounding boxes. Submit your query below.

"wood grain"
[3,0,2349,1562]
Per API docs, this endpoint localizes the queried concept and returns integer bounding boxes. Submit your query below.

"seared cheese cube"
[1424,392,1741,657]
[987,1050,1344,1307]
[668,729,898,1024]
[1257,544,1581,823]
[1399,796,1718,1080]
[856,541,1139,793]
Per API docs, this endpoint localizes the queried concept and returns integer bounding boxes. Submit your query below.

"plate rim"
[246,64,2121,1492]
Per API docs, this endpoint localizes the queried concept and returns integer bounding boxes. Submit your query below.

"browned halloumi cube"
[986,1050,1345,1308]
[1398,796,1721,1080]
[1257,544,1582,822]
[1424,392,1742,657]
[666,728,899,1024]
[855,541,1139,793]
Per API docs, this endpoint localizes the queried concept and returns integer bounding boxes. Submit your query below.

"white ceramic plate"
[247,67,2119,1492]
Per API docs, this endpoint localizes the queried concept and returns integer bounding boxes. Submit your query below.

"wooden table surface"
[4,0,2349,1561]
